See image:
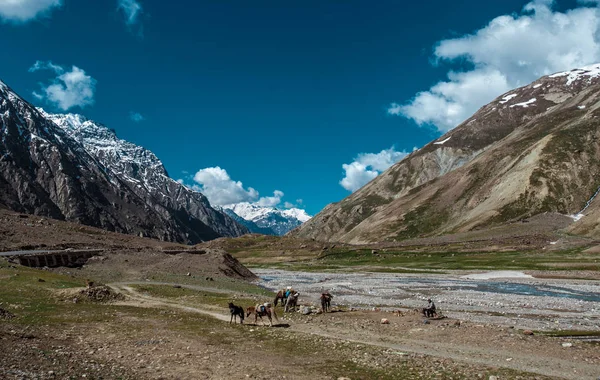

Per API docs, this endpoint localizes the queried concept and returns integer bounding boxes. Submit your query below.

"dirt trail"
[110,281,600,380]
[109,284,231,323]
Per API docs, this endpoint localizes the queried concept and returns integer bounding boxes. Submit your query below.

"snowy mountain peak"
[222,202,311,235]
[281,208,311,223]
[43,111,169,179]
[549,63,600,86]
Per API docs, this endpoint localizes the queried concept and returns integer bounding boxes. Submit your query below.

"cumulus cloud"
[256,190,284,207]
[192,167,259,206]
[390,0,600,132]
[129,112,144,122]
[0,0,61,23]
[190,166,300,209]
[340,147,410,192]
[29,61,96,111]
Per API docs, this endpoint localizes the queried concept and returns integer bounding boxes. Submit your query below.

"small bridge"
[0,249,104,268]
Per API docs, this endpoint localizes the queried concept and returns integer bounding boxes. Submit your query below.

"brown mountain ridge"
[294,65,600,243]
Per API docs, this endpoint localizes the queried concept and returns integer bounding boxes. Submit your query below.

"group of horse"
[228,289,334,327]
[227,302,278,326]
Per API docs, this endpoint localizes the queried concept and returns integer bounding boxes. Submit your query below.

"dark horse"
[320,292,333,313]
[273,289,289,307]
[228,302,245,324]
[246,304,278,326]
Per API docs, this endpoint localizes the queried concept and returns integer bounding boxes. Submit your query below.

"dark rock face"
[0,80,247,243]
[44,112,248,239]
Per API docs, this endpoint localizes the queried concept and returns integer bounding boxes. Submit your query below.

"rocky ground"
[2,209,600,379]
[254,269,600,332]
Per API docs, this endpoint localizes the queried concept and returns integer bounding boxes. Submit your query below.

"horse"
[284,292,299,313]
[228,302,245,324]
[246,304,278,326]
[320,293,332,313]
[273,289,289,307]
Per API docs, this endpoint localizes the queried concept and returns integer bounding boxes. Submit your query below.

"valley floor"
[2,259,599,379]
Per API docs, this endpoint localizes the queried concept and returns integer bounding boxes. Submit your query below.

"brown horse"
[273,289,288,307]
[246,304,278,326]
[320,292,332,313]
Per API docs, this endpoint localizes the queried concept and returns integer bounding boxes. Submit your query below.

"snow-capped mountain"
[222,202,311,236]
[41,110,249,240]
[0,79,247,243]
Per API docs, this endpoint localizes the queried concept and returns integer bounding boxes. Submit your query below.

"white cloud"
[190,166,299,209]
[340,147,410,192]
[390,0,600,132]
[284,202,295,209]
[256,190,284,207]
[130,112,144,122]
[29,61,96,111]
[117,0,142,25]
[0,0,61,23]
[192,167,259,206]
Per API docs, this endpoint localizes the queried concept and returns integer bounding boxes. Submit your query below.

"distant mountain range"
[221,202,311,236]
[0,80,248,243]
[293,64,600,243]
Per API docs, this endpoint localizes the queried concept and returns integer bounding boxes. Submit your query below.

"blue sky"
[0,0,597,215]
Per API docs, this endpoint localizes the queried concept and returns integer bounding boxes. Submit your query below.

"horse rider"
[284,286,293,299]
[423,298,436,317]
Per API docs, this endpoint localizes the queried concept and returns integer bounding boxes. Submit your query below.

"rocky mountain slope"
[222,202,311,235]
[43,111,248,239]
[0,80,247,243]
[293,64,600,243]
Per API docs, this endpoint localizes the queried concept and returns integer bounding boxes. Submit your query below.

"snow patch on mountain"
[510,98,536,108]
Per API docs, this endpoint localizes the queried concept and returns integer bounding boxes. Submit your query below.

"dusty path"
[109,281,600,380]
[109,283,231,323]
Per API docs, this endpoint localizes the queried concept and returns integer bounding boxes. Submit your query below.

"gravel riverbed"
[253,269,600,332]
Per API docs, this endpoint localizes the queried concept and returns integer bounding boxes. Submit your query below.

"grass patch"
[244,247,600,273]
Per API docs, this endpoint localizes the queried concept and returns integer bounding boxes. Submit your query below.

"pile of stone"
[76,285,124,303]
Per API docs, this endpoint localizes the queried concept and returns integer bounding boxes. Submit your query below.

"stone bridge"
[2,249,104,268]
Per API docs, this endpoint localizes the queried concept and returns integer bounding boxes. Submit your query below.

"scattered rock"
[173,285,182,289]
[489,376,498,380]
[423,319,430,325]
[301,307,311,315]
[562,342,573,347]
[381,318,390,324]
[523,330,534,335]
[37,278,45,282]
